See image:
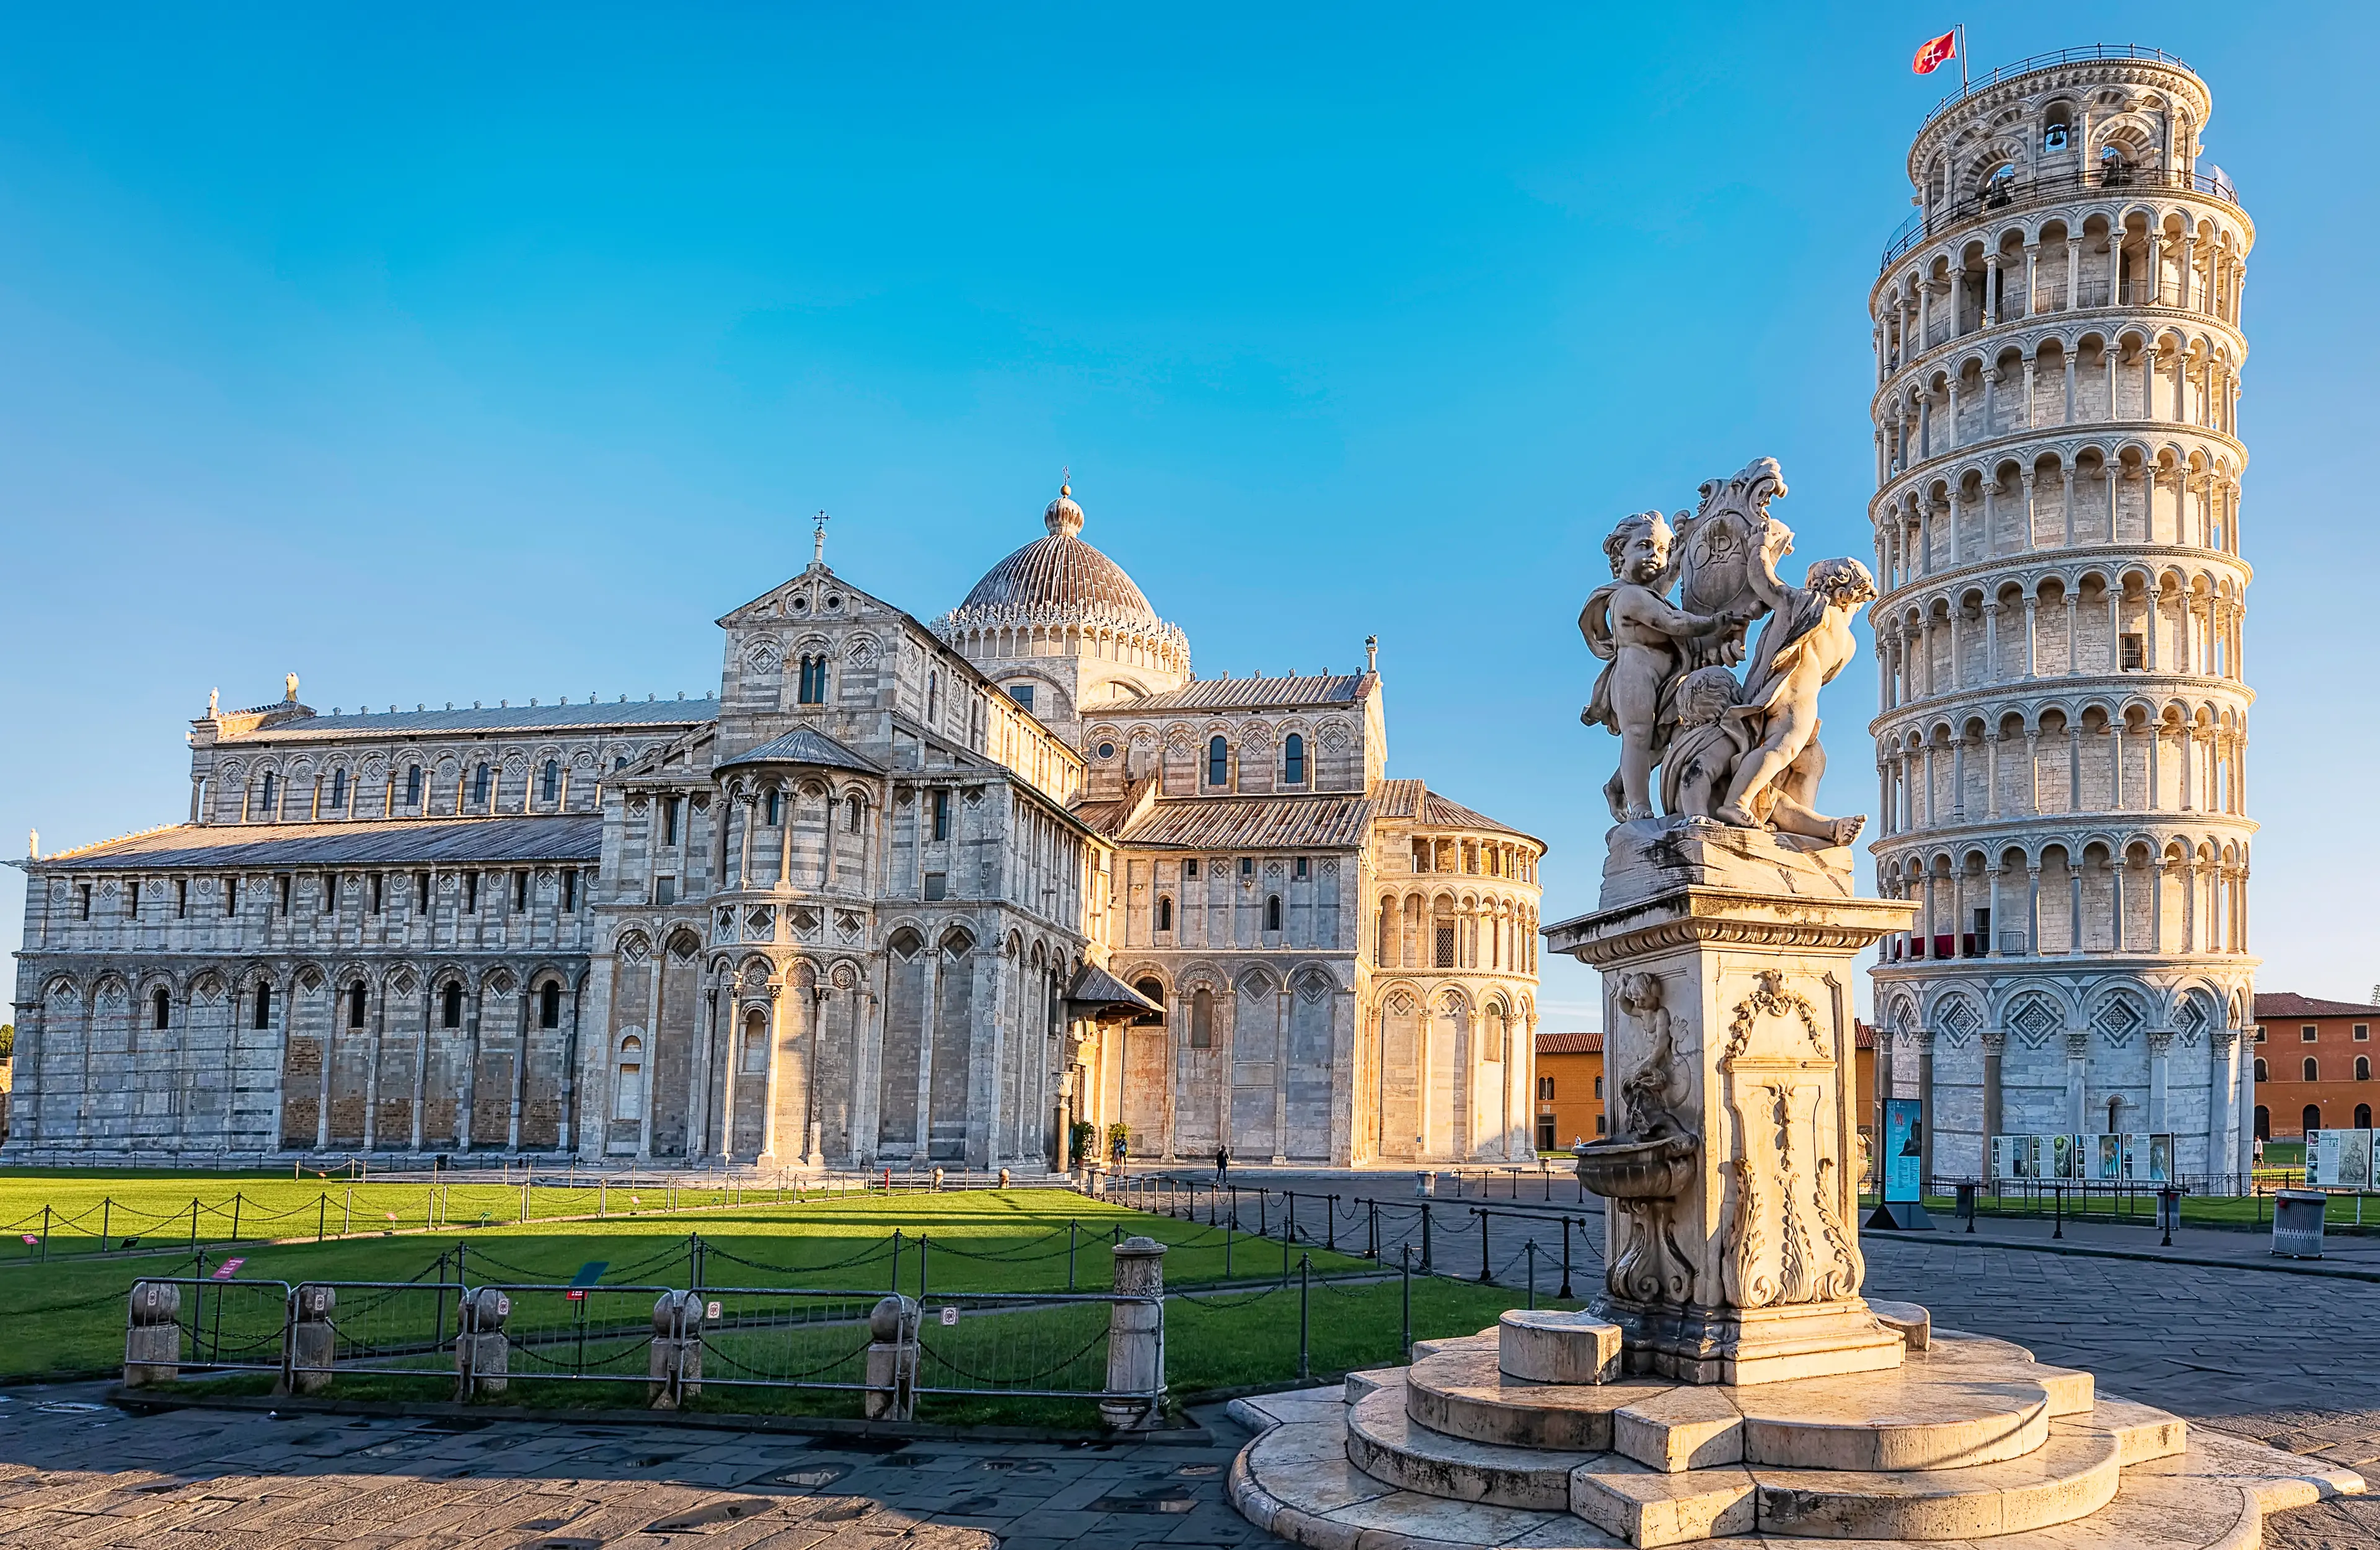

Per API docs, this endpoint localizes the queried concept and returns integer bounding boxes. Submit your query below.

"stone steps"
[1406,1344,1681,1454]
[1233,1401,2290,1550]
[1348,1381,1599,1510]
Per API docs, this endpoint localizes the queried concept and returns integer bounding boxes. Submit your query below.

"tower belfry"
[1866,46,2257,1180]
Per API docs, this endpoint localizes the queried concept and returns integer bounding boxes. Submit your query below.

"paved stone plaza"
[0,1217,2374,1548]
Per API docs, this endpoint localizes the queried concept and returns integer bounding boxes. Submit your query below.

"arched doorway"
[2301,1104,2322,1137]
[2254,1105,2269,1141]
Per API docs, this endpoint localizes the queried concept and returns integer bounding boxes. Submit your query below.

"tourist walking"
[1214,1145,1229,1184]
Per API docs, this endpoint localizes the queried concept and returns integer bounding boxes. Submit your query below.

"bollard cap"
[1112,1234,1167,1259]
[870,1294,920,1341]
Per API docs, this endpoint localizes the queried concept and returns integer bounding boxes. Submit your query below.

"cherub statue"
[1616,972,1689,1141]
[1658,665,1748,820]
[1580,512,1744,822]
[1707,520,1877,843]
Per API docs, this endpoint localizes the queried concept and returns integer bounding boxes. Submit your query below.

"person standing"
[1214,1145,1229,1184]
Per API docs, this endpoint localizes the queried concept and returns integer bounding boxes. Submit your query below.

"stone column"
[1102,1236,1168,1429]
[287,1284,335,1394]
[123,1282,182,1387]
[1916,1030,1937,1184]
[864,1296,920,1420]
[2065,1031,2090,1134]
[1980,1032,2006,1178]
[454,1286,510,1399]
[2147,1031,2173,1132]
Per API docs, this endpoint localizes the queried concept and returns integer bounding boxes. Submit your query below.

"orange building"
[1532,1028,1877,1155]
[2250,992,2380,1140]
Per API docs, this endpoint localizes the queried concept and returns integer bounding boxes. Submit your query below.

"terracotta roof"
[1421,791,1539,843]
[716,726,883,775]
[1536,1031,1603,1055]
[236,697,718,740]
[1125,672,1376,713]
[2255,993,2380,1019]
[42,816,602,870]
[1114,794,1375,851]
[1372,779,1424,819]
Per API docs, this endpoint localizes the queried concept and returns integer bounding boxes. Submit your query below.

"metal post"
[2053,1184,2064,1240]
[919,1235,929,1308]
[1477,1209,1492,1282]
[343,1187,351,1236]
[1287,1192,1297,1248]
[190,1198,200,1254]
[433,1251,449,1366]
[1298,1254,1311,1380]
[1558,1217,1574,1299]
[1068,1220,1078,1292]
[1326,1194,1338,1253]
[231,1193,241,1244]
[1256,1187,1265,1239]
[1421,1203,1433,1272]
[1525,1241,1538,1310]
[40,1207,48,1262]
[102,1198,110,1253]
[317,1194,325,1243]
[891,1228,902,1295]
[1282,1210,1291,1285]
[1399,1244,1412,1357]
[1225,1213,1233,1280]
[1367,1200,1378,1259]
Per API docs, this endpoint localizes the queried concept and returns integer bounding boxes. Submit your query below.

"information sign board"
[1883,1098,1924,1202]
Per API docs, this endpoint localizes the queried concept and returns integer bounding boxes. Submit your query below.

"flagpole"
[1957,23,1968,92]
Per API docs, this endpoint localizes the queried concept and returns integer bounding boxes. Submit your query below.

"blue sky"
[3,4,2375,1028]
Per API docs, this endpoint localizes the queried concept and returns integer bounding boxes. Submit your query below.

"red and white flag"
[1913,29,1957,74]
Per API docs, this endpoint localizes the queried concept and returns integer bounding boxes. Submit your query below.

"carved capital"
[2147,1030,2175,1055]
[2064,1031,2090,1059]
[1981,1030,2008,1054]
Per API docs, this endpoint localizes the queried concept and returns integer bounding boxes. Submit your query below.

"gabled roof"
[716,726,883,776]
[1068,963,1164,1019]
[42,816,602,870]
[1122,672,1375,713]
[2256,993,2380,1019]
[1112,793,1375,851]
[232,698,719,740]
[1373,780,1540,845]
[1536,1031,1604,1055]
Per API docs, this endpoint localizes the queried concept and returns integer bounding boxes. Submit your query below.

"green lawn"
[1,1183,1515,1416]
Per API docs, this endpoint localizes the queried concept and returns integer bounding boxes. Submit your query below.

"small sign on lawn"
[211,1258,246,1281]
[706,1300,722,1321]
[938,1306,959,1327]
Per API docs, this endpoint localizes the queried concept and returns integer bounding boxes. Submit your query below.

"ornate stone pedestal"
[1549,817,1913,1386]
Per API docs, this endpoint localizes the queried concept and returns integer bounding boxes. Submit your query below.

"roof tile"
[45,816,602,870]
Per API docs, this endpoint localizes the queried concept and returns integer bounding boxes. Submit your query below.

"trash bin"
[1954,1182,1977,1230]
[1415,1171,1437,1199]
[2272,1188,2327,1259]
[2157,1186,2182,1238]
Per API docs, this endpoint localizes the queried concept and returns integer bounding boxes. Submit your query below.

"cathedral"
[8,487,1545,1171]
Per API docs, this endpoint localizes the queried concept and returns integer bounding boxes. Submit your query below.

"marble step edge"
[1401,1341,2157,1477]
[1233,1406,2277,1550]
[1349,1382,1598,1511]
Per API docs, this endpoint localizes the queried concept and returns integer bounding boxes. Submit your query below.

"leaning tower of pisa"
[1865,47,2257,1184]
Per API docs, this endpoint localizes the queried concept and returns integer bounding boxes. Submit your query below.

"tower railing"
[1882,162,2239,271]
[1912,45,2198,132]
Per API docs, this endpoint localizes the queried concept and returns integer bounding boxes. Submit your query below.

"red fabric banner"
[1913,30,1957,75]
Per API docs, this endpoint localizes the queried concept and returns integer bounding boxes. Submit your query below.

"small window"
[1155,895,1173,932]
[224,876,240,915]
[741,1010,768,1073]
[1595,1075,1605,1098]
[1096,741,1116,760]
[2361,1103,2374,1128]
[847,796,865,832]
[798,654,828,704]
[322,872,338,913]
[1190,987,1214,1049]
[1434,924,1457,968]
[346,982,366,1029]
[540,759,559,805]
[1282,732,1305,785]
[416,872,431,914]
[2304,1024,2319,1042]
[562,869,578,911]
[2120,633,2144,671]
[1596,1114,1608,1135]
[75,883,90,920]
[1239,856,1253,879]
[927,672,940,723]
[923,872,948,901]
[2043,121,2069,152]
[1294,857,1309,880]
[1266,895,1282,931]
[175,879,188,918]
[404,764,423,808]
[2358,1025,2371,1042]
[464,873,479,913]
[654,876,677,905]
[2304,1057,2320,1082]
[276,876,291,915]
[1206,736,1230,788]
[1184,858,1199,879]
[932,790,950,841]
[328,767,348,809]
[2255,1026,2267,1042]
[252,982,271,1031]
[540,981,562,1029]
[663,797,680,847]
[615,1037,645,1121]
[441,984,464,1029]
[260,771,278,814]
[1007,684,1034,710]
[514,870,529,912]
[2359,1057,2372,1083]
[1412,840,1430,872]
[2254,1057,2269,1081]
[472,764,490,808]
[1130,977,1165,1028]
[151,987,170,1029]
[766,789,782,826]
[1536,1077,1554,1100]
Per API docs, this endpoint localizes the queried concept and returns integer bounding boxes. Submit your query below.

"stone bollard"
[453,1286,511,1399]
[647,1290,705,1409]
[1101,1236,1167,1430]
[285,1285,337,1395]
[123,1281,182,1388]
[863,1295,920,1420]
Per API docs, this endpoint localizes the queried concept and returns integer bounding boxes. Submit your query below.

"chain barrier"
[919,1321,1110,1387]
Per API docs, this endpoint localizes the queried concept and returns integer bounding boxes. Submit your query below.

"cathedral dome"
[950,484,1163,628]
